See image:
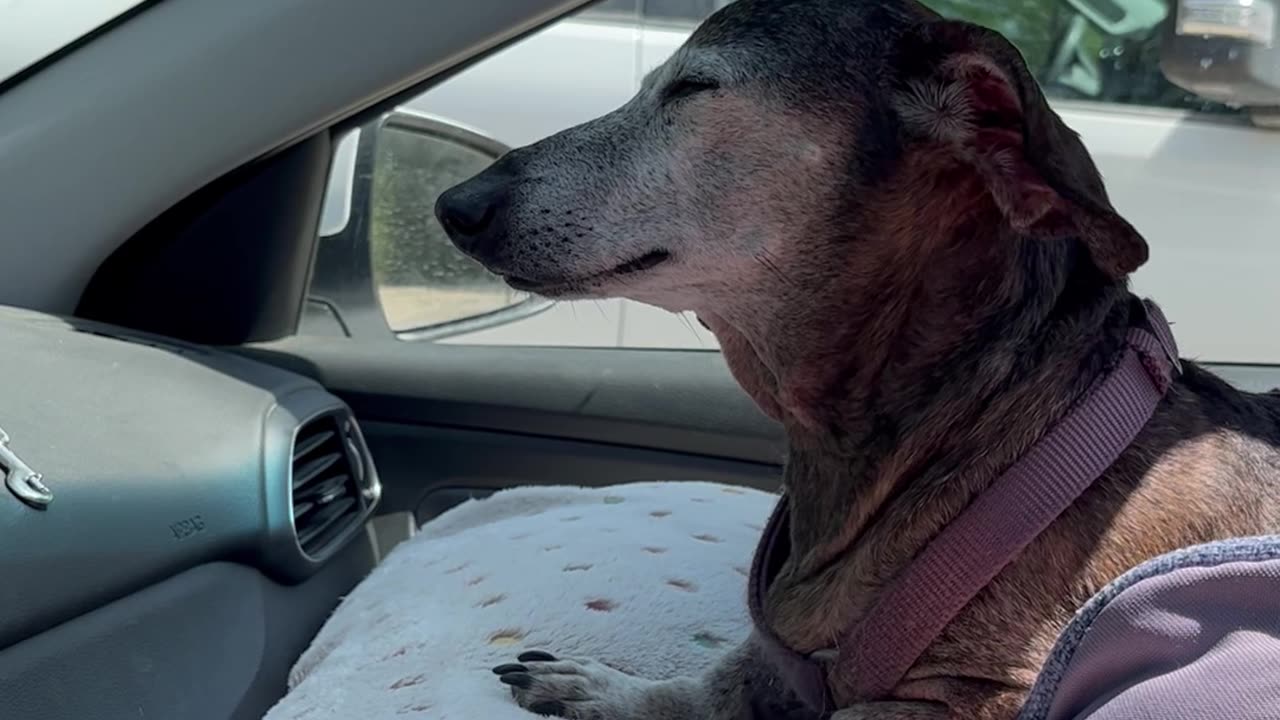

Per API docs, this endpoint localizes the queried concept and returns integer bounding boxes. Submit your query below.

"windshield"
[0,0,150,85]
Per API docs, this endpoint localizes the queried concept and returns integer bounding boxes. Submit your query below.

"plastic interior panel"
[244,339,1280,474]
[240,339,788,465]
[0,0,591,315]
[78,132,332,345]
[359,422,783,524]
[0,538,375,720]
[0,305,375,649]
[244,339,1280,527]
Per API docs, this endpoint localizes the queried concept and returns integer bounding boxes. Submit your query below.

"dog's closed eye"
[663,76,720,103]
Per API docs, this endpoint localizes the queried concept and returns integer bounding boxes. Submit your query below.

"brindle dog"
[435,1,1280,717]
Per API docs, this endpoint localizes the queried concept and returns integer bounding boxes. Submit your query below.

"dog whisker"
[677,312,707,347]
[755,250,792,287]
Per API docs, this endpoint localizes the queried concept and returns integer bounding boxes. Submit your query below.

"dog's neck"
[702,163,1134,605]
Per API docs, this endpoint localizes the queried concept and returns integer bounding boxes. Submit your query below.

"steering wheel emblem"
[0,426,53,510]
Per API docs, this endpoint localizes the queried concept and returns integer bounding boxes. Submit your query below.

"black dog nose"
[435,177,506,258]
[436,190,494,237]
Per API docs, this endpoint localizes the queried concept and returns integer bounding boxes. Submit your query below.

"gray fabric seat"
[1020,535,1280,720]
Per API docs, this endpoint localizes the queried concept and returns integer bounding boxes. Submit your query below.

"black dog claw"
[492,663,528,675]
[498,672,534,689]
[518,650,558,662]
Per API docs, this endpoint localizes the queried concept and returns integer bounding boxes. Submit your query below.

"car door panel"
[242,337,1280,526]
[241,339,786,521]
[367,423,781,524]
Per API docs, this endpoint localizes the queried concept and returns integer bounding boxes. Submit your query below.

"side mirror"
[304,110,552,340]
[1159,0,1280,113]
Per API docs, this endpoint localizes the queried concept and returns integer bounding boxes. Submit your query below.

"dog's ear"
[890,20,1148,279]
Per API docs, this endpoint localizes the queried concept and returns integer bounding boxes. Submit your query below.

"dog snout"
[435,174,510,260]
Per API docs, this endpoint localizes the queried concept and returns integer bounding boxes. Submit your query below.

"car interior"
[0,2,787,718]
[0,0,1277,718]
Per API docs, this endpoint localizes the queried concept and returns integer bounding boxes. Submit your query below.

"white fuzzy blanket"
[264,481,777,719]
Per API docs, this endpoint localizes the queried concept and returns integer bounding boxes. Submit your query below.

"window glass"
[304,0,1276,364]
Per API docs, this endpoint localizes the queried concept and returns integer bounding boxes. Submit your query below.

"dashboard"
[0,305,381,719]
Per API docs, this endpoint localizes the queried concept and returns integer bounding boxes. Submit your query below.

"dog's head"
[437,0,1148,422]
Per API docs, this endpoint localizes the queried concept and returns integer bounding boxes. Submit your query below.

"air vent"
[291,414,366,557]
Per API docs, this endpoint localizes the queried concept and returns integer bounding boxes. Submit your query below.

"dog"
[435,1,1280,717]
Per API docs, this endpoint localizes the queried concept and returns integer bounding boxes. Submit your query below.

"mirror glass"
[369,124,528,332]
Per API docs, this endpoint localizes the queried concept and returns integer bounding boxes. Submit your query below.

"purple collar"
[747,299,1181,712]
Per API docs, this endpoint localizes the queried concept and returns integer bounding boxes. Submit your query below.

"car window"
[0,0,150,86]
[302,0,1273,363]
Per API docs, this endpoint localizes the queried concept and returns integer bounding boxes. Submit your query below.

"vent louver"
[291,415,364,557]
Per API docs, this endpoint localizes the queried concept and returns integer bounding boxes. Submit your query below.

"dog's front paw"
[493,650,649,720]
